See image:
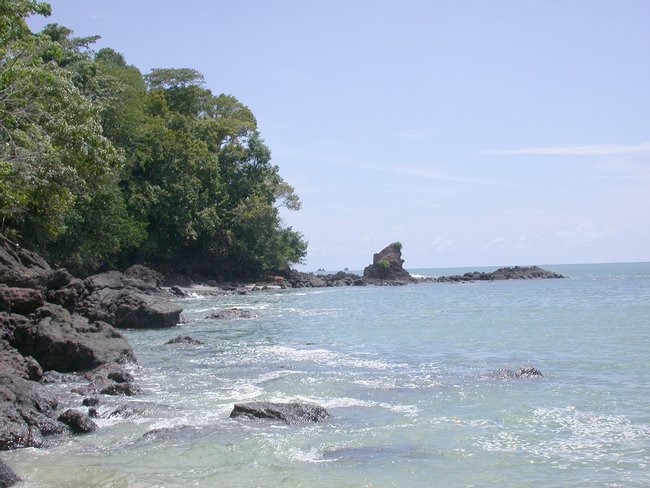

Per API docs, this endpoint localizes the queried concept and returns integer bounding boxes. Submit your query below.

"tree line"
[0,0,307,278]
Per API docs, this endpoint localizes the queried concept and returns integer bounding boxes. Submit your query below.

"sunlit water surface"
[6,263,650,487]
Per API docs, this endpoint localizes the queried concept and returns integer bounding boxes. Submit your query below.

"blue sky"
[29,1,650,270]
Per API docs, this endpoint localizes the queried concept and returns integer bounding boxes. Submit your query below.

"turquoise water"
[6,263,650,487]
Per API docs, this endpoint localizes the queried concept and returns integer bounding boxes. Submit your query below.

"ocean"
[5,263,650,487]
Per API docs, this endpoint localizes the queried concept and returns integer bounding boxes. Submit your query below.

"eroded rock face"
[124,265,165,288]
[363,243,415,283]
[10,304,135,373]
[80,272,183,329]
[229,402,330,424]
[0,286,44,314]
[0,372,63,450]
[0,236,162,451]
[0,238,51,290]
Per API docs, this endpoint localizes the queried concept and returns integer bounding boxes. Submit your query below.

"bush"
[377,259,390,270]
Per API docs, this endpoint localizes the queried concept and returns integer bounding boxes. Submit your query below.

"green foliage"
[0,2,307,276]
[377,259,390,270]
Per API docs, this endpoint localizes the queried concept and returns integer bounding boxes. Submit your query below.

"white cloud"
[481,142,650,156]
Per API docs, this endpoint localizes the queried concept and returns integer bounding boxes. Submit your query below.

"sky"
[28,0,650,271]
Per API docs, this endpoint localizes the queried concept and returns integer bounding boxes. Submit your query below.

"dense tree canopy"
[0,1,306,277]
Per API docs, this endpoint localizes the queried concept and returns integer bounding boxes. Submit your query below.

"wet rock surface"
[208,308,256,320]
[0,458,20,487]
[230,402,330,424]
[57,409,98,434]
[165,335,204,345]
[0,235,156,453]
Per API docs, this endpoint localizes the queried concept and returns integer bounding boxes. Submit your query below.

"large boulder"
[84,270,159,295]
[124,265,165,288]
[82,289,182,329]
[0,285,44,314]
[80,271,182,329]
[10,304,135,372]
[363,242,415,283]
[230,402,330,424]
[0,237,52,290]
[0,371,64,450]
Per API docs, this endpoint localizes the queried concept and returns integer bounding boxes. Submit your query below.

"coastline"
[1,239,565,486]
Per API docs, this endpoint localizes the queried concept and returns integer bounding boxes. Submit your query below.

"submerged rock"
[484,367,544,380]
[0,458,20,487]
[230,402,330,424]
[208,308,256,320]
[165,335,204,345]
[72,363,142,397]
[57,409,98,434]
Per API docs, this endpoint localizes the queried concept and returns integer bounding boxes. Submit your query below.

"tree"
[0,13,144,270]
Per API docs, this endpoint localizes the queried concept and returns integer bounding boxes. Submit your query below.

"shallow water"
[6,263,650,487]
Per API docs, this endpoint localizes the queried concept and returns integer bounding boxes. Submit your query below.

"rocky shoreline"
[0,238,559,486]
[169,243,565,296]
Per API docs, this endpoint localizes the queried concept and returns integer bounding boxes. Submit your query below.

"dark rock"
[46,278,84,312]
[229,402,330,424]
[0,236,52,290]
[0,372,64,450]
[163,273,193,287]
[0,341,42,381]
[434,266,564,283]
[515,367,543,378]
[169,286,186,297]
[124,265,165,288]
[0,458,20,487]
[82,397,100,407]
[82,288,182,329]
[165,335,204,345]
[208,308,256,320]
[87,407,99,418]
[85,363,135,384]
[107,403,146,419]
[10,304,135,372]
[484,367,544,380]
[363,243,416,283]
[40,371,79,384]
[73,364,141,396]
[84,270,159,295]
[0,286,44,314]
[57,409,98,434]
[99,382,142,396]
[46,269,73,291]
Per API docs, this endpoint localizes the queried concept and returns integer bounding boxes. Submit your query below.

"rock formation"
[230,402,330,424]
[0,234,179,455]
[363,242,416,284]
